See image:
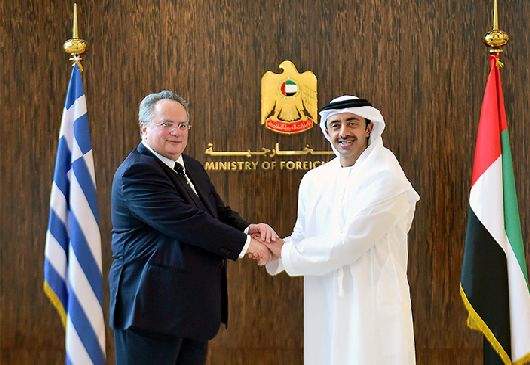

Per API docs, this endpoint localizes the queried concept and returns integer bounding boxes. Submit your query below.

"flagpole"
[483,2,509,364]
[483,0,509,59]
[63,3,87,71]
[481,3,513,364]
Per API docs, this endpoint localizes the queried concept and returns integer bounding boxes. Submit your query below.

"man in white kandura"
[265,95,420,364]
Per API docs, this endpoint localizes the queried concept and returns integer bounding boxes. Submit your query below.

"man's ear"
[366,122,374,135]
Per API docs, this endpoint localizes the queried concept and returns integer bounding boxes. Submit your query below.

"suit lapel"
[183,156,217,217]
[165,164,200,205]
[136,143,199,206]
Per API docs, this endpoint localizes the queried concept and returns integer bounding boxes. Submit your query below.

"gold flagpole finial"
[63,3,87,71]
[483,0,509,56]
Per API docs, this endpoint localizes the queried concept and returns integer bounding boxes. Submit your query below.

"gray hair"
[138,90,189,125]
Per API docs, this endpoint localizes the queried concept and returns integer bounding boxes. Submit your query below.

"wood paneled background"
[1,1,528,364]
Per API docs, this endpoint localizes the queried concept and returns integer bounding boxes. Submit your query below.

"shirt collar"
[141,141,185,171]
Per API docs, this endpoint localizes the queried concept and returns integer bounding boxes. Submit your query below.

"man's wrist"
[239,235,251,258]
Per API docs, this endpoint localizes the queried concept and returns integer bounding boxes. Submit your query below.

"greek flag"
[43,64,105,365]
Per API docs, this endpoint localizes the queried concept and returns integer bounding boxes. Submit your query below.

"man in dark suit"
[109,90,276,364]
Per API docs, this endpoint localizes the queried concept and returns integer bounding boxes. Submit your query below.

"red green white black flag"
[460,55,530,364]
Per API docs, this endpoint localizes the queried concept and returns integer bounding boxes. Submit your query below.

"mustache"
[337,136,357,142]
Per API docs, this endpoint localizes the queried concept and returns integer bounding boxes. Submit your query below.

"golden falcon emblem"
[261,60,317,134]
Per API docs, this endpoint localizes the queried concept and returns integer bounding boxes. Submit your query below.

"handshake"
[246,223,284,265]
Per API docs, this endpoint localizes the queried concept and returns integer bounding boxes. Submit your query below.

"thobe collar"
[141,141,186,171]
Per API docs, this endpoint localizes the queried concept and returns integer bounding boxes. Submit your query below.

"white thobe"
[267,140,419,365]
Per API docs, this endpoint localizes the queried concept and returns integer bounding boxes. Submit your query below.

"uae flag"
[281,79,298,96]
[460,54,530,364]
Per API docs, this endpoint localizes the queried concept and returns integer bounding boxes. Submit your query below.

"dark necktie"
[173,163,197,195]
[174,162,215,216]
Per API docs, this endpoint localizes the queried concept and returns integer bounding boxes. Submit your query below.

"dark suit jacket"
[108,143,248,341]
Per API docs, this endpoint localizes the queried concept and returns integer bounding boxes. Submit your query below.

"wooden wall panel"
[1,1,528,364]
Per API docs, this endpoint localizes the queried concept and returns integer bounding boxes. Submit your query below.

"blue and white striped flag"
[43,64,105,365]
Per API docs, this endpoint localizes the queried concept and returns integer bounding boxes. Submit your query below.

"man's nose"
[169,127,181,135]
[339,124,349,137]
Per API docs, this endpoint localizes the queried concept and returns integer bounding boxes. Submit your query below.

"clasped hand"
[246,223,283,265]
